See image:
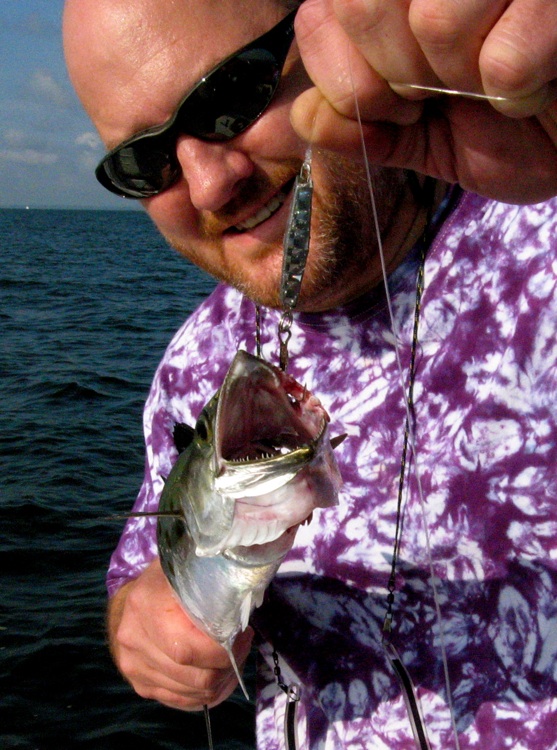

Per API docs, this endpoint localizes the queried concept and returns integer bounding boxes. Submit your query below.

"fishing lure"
[277,148,313,371]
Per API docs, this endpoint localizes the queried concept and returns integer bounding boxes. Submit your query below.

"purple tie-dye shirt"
[108,191,557,750]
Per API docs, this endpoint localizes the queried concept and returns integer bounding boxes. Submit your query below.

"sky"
[0,0,134,209]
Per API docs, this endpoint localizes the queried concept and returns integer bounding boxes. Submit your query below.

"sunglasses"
[95,10,297,199]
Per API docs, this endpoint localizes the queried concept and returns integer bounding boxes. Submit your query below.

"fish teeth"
[229,449,287,464]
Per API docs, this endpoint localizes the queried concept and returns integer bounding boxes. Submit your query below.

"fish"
[156,350,344,696]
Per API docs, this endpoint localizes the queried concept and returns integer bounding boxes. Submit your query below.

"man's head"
[63,0,415,311]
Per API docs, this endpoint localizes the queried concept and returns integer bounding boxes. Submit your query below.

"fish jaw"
[190,351,342,556]
[202,440,341,554]
[215,351,329,470]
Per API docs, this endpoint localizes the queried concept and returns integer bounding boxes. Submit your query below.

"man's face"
[65,0,408,311]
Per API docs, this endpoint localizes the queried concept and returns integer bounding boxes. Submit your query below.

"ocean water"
[0,209,255,749]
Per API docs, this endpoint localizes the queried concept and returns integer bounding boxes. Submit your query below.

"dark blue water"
[0,209,255,749]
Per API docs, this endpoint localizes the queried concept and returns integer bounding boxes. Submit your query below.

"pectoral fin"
[223,643,249,701]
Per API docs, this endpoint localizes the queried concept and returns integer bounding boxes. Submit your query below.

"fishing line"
[203,705,214,750]
[347,53,462,750]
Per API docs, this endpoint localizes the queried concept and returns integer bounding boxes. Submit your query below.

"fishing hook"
[391,82,513,102]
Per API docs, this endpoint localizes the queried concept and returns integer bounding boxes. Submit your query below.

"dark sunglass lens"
[103,139,180,198]
[182,49,280,140]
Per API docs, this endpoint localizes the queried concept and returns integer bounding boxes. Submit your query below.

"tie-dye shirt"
[108,191,557,750]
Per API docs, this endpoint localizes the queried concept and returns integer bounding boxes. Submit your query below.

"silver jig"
[278,149,313,370]
[280,150,313,310]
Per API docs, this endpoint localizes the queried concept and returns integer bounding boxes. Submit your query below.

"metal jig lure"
[277,148,313,370]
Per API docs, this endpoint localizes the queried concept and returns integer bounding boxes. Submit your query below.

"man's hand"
[107,559,253,711]
[292,0,557,204]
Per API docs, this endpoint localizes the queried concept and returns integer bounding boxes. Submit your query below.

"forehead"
[88,0,288,146]
[136,0,282,73]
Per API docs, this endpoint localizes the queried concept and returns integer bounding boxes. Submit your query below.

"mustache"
[199,161,302,237]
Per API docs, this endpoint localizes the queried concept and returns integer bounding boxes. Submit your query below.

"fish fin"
[330,433,348,449]
[173,422,195,453]
[240,592,254,631]
[224,644,250,701]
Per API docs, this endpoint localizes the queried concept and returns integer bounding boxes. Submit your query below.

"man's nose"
[175,135,254,212]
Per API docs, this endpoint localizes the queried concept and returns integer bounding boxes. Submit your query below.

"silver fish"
[156,350,343,695]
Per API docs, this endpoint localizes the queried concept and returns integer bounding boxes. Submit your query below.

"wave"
[0,209,255,749]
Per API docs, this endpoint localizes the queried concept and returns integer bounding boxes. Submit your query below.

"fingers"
[290,86,391,157]
[478,0,557,116]
[293,0,422,127]
[125,651,238,710]
[333,0,441,90]
[291,0,557,203]
[107,559,254,712]
[407,0,508,93]
[303,0,557,119]
[402,0,557,116]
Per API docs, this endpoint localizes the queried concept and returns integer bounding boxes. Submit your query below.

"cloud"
[74,132,103,171]
[0,149,58,166]
[76,132,102,150]
[29,70,68,107]
[77,152,99,171]
[3,129,27,147]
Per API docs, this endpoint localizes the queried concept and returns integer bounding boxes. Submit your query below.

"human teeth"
[235,193,285,231]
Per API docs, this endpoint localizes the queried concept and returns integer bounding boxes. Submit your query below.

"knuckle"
[116,650,134,677]
[171,639,194,665]
[480,37,532,95]
[134,682,157,701]
[338,0,387,35]
[115,620,137,652]
[193,666,225,694]
[409,0,460,50]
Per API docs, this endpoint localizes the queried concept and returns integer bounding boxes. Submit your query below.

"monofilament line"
[348,53,462,750]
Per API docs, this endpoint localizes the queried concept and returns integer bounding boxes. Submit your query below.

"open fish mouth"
[214,351,329,498]
[185,351,340,556]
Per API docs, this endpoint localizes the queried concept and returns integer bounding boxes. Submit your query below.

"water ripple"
[0,209,256,749]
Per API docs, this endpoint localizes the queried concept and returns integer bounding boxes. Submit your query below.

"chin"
[228,275,283,310]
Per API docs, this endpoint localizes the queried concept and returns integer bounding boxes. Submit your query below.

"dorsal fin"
[173,422,195,453]
[330,433,348,449]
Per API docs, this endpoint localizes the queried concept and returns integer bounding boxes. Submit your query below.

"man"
[63,0,557,747]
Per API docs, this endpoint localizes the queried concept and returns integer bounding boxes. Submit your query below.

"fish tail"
[224,645,250,701]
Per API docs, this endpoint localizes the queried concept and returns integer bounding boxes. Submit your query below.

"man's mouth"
[233,183,293,232]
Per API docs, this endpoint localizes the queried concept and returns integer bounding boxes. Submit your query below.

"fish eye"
[195,413,212,442]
